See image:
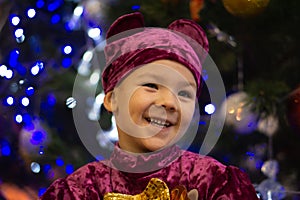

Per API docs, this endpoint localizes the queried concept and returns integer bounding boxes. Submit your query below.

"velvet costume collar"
[107,144,182,173]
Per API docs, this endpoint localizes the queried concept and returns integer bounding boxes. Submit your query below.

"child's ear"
[103,91,115,112]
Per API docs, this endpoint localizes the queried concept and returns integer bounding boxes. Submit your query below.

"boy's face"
[104,59,197,153]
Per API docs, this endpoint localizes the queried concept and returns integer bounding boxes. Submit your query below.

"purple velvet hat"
[102,12,209,96]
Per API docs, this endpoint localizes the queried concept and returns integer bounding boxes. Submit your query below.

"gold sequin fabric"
[104,178,170,200]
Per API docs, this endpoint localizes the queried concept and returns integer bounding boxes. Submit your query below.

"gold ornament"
[222,0,270,18]
[104,178,193,200]
[104,178,170,200]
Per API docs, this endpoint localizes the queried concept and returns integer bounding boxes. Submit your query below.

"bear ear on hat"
[106,12,145,39]
[168,19,209,53]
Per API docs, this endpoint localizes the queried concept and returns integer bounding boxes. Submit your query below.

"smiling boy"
[104,60,197,153]
[40,12,259,200]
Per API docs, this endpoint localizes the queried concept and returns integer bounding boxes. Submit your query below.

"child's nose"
[156,89,178,111]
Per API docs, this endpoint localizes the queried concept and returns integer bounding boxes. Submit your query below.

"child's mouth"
[145,117,172,128]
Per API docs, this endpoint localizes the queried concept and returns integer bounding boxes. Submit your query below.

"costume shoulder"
[39,161,111,200]
[180,151,258,200]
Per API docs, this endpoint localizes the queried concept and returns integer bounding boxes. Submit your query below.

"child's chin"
[142,140,174,153]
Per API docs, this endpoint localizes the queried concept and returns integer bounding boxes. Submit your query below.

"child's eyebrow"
[180,81,197,89]
[137,73,197,89]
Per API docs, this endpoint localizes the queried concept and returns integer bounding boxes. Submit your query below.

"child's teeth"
[150,118,170,127]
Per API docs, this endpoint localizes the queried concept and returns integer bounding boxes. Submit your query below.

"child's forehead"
[118,61,197,89]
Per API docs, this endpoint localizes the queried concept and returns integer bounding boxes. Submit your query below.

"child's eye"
[178,90,192,98]
[142,83,158,89]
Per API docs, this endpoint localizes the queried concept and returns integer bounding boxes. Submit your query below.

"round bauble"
[222,91,258,134]
[222,0,270,18]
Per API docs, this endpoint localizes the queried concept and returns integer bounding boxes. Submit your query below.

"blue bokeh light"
[30,61,44,76]
[39,146,44,155]
[36,0,45,8]
[26,86,35,96]
[9,49,19,68]
[65,164,74,174]
[47,0,63,12]
[132,5,140,10]
[43,164,52,173]
[62,57,72,68]
[30,130,44,145]
[47,93,56,106]
[56,157,64,166]
[51,14,61,24]
[1,140,11,156]
[38,188,47,197]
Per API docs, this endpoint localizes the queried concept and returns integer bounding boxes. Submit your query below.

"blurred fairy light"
[14,28,25,43]
[87,27,101,40]
[77,50,93,76]
[65,5,84,31]
[90,96,100,118]
[89,70,100,85]
[51,14,61,24]
[36,0,45,8]
[0,64,14,79]
[88,92,104,121]
[83,50,93,62]
[47,0,63,12]
[63,45,72,55]
[1,140,11,156]
[62,57,72,68]
[9,49,20,67]
[21,96,30,107]
[39,146,44,155]
[30,61,44,76]
[73,5,84,17]
[204,103,216,115]
[95,92,105,104]
[0,64,7,76]
[5,69,13,79]
[31,65,40,75]
[27,8,36,18]
[56,157,64,166]
[65,164,74,175]
[15,114,23,123]
[6,96,15,106]
[66,97,76,108]
[132,5,140,10]
[26,86,35,96]
[10,15,20,26]
[31,162,41,173]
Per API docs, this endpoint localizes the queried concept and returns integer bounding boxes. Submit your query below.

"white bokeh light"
[27,8,36,18]
[21,97,30,107]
